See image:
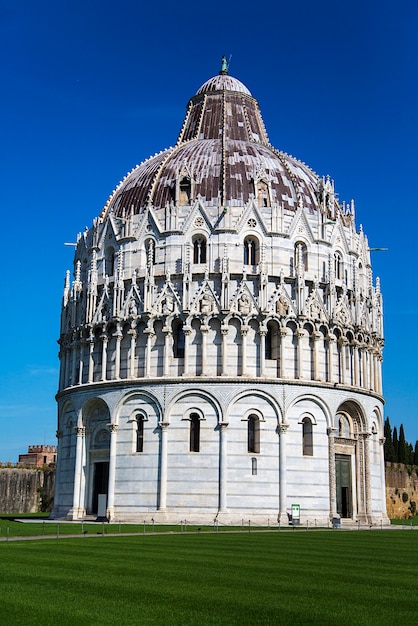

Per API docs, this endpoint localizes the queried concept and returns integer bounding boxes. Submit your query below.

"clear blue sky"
[1,0,417,462]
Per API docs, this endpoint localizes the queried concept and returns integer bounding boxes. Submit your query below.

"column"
[361,346,368,388]
[219,422,229,512]
[71,341,77,386]
[68,426,85,520]
[114,328,123,380]
[327,334,335,383]
[201,324,209,376]
[88,336,94,383]
[278,423,289,525]
[295,329,303,380]
[101,333,108,381]
[353,340,359,386]
[78,342,84,385]
[279,328,287,378]
[182,326,192,376]
[158,422,169,510]
[312,331,321,381]
[328,427,337,520]
[338,338,346,385]
[128,329,137,378]
[144,329,154,378]
[362,433,372,522]
[106,423,118,521]
[163,326,172,377]
[221,324,229,376]
[259,328,266,378]
[240,325,249,376]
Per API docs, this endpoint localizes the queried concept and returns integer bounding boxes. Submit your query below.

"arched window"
[190,413,200,452]
[256,180,271,207]
[193,237,207,264]
[178,176,191,206]
[244,237,259,265]
[302,417,313,456]
[173,320,185,358]
[334,252,343,280]
[248,415,260,453]
[105,247,115,276]
[136,415,145,453]
[265,326,272,360]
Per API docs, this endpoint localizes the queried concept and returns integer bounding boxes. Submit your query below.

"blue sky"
[1,0,417,462]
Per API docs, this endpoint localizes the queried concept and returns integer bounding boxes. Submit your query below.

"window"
[178,176,191,206]
[190,413,200,452]
[244,237,259,265]
[136,415,144,453]
[256,181,270,207]
[334,252,343,280]
[265,326,272,360]
[302,417,313,456]
[173,321,185,358]
[251,457,257,475]
[248,415,260,453]
[105,247,115,276]
[193,237,207,264]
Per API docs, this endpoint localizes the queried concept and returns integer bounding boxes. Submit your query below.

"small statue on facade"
[128,299,138,317]
[238,293,251,315]
[162,294,174,315]
[200,292,213,315]
[276,296,289,317]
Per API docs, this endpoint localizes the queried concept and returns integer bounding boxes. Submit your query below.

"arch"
[287,394,333,430]
[115,389,163,425]
[227,388,283,425]
[166,388,223,425]
[335,399,367,432]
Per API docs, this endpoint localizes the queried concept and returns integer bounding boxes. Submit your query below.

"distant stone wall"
[0,468,55,514]
[385,463,418,519]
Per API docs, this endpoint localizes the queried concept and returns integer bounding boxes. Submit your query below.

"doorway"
[335,454,352,518]
[92,461,109,514]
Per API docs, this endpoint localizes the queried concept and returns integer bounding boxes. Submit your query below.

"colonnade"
[59,317,383,395]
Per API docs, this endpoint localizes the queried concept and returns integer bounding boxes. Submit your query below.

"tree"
[393,427,399,463]
[414,441,418,466]
[399,424,407,464]
[384,417,395,462]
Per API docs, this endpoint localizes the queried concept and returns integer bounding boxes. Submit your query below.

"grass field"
[0,530,417,625]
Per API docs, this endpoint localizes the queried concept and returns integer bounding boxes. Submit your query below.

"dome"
[195,73,252,96]
[100,67,331,221]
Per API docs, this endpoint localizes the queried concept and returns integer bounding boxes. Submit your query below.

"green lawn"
[0,531,417,625]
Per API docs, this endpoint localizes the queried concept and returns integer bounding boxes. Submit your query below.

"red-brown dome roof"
[100,69,323,221]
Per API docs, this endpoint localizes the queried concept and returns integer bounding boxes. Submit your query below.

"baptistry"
[53,59,388,525]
